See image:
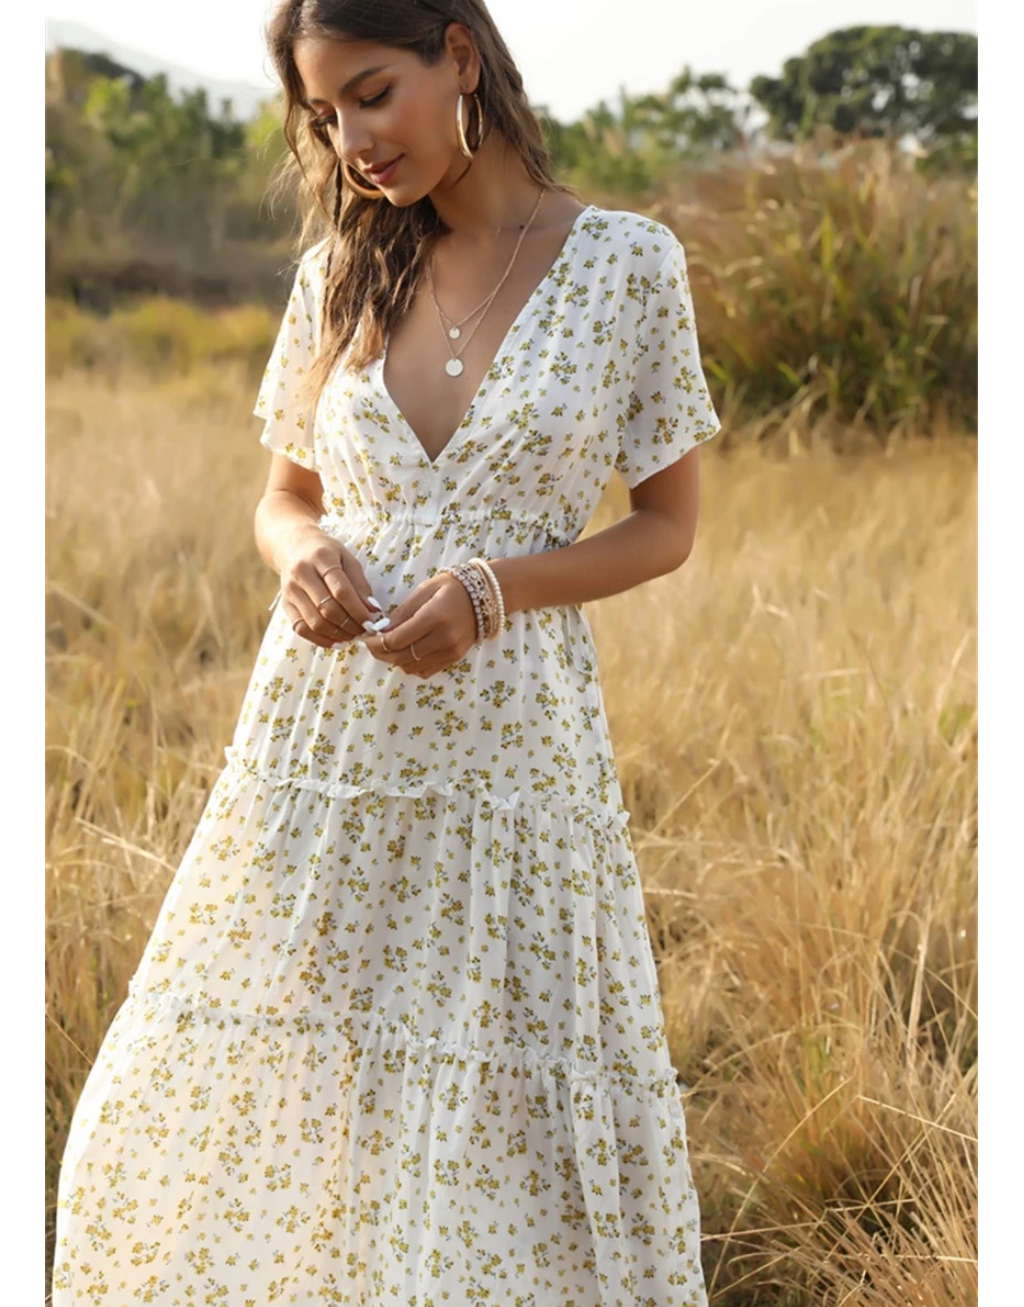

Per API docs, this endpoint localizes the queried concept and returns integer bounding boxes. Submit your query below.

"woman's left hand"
[361,572,479,678]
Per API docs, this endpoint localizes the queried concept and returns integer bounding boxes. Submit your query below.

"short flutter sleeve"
[615,237,720,489]
[253,245,327,471]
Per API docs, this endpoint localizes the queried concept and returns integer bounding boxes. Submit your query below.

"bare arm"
[254,454,382,647]
[485,447,702,614]
[364,448,704,679]
[254,455,326,573]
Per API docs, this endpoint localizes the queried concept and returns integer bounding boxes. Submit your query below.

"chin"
[390,182,441,210]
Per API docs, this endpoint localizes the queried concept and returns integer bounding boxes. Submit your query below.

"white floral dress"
[54,204,720,1307]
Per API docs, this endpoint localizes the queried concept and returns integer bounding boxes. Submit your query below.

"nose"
[333,112,373,166]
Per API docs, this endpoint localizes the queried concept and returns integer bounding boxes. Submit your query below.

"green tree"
[749,26,977,145]
[629,68,751,156]
[82,72,246,255]
[543,68,749,195]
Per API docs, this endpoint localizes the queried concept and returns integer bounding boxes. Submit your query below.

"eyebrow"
[306,64,393,105]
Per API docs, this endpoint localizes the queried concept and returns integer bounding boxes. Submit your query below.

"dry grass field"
[45,363,977,1304]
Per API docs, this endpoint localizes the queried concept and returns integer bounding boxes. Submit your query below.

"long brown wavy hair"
[265,0,580,410]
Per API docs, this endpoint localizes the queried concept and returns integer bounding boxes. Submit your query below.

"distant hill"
[44,19,274,119]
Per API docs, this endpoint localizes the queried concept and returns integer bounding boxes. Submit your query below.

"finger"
[288,586,347,643]
[309,588,360,640]
[283,606,338,651]
[387,574,476,650]
[365,624,430,661]
[380,585,437,638]
[398,635,441,670]
[358,591,436,662]
[361,629,404,664]
[374,595,448,656]
[363,614,442,664]
[319,558,383,629]
[298,573,377,644]
[399,649,466,679]
[290,560,373,638]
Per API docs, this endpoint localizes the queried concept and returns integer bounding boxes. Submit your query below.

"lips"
[364,155,402,184]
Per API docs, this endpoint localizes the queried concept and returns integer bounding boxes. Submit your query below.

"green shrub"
[656,141,977,433]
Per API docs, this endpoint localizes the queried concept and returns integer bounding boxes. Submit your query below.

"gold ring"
[322,565,345,579]
[380,632,391,652]
[292,620,303,633]
[411,641,421,661]
[338,614,355,631]
[316,595,334,611]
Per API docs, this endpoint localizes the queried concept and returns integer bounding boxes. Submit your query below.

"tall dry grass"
[45,361,976,1303]
[597,436,977,1303]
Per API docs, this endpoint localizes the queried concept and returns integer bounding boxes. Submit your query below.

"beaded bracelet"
[447,563,488,640]
[450,563,496,640]
[441,564,482,640]
[442,559,505,641]
[469,558,506,634]
[464,563,499,638]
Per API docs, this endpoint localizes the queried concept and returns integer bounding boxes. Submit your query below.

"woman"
[53,2,720,1304]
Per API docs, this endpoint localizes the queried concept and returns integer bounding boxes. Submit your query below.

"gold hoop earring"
[341,159,386,201]
[456,91,485,160]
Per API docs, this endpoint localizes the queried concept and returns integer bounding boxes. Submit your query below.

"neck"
[426,133,546,245]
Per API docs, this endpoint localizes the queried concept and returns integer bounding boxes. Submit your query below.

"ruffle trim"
[125,981,684,1108]
[222,746,633,833]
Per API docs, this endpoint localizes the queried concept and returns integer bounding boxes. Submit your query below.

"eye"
[358,87,390,110]
[309,87,390,131]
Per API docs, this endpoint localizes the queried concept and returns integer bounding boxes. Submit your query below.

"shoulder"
[289,237,332,301]
[580,206,685,279]
[299,235,332,268]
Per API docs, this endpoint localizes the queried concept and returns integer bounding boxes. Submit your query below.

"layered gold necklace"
[426,189,545,378]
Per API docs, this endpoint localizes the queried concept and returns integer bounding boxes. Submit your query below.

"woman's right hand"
[278,525,388,650]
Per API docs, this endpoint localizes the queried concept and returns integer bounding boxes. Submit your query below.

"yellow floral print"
[53,204,719,1306]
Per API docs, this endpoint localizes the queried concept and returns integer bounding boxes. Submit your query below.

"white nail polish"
[367,596,383,612]
[362,621,379,633]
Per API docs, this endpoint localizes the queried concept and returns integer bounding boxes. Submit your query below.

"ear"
[444,21,480,89]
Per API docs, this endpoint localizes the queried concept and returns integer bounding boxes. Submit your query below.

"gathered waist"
[266,505,582,618]
[317,505,579,550]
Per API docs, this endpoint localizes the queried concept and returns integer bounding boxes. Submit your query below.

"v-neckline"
[378,204,594,469]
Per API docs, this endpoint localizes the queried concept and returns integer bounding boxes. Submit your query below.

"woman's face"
[293,32,474,202]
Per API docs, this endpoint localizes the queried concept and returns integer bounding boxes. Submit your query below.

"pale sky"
[45,0,978,121]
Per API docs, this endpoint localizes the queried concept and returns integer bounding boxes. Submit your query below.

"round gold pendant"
[445,358,464,377]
